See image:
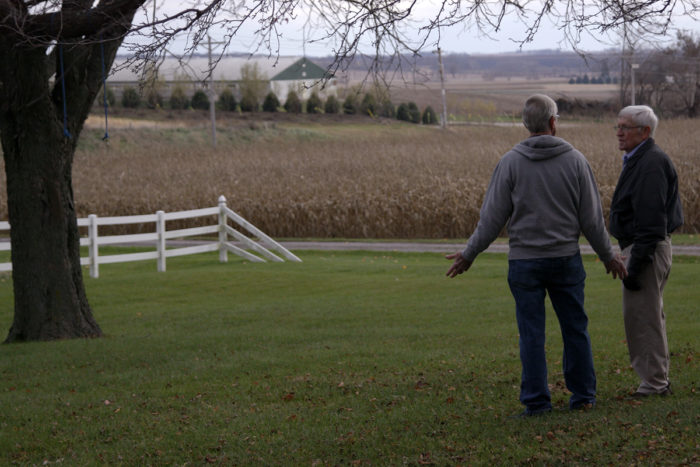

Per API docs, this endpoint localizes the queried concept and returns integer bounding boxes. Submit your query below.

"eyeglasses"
[614,125,643,132]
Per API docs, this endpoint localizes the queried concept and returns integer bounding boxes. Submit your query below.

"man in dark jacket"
[609,105,684,398]
[446,94,627,417]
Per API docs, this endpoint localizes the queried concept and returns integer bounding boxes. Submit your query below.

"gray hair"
[522,94,558,134]
[618,105,658,137]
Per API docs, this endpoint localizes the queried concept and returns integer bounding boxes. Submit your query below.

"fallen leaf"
[415,380,430,390]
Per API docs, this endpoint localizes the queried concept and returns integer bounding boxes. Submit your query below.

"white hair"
[618,105,658,137]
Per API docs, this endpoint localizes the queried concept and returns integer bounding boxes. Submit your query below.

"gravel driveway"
[280,241,700,256]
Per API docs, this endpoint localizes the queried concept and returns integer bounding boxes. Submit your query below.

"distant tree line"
[97,60,439,124]
[98,85,440,124]
[314,50,622,81]
[568,74,619,85]
[628,32,700,118]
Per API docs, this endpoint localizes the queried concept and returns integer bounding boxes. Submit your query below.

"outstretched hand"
[604,254,628,280]
[445,252,473,278]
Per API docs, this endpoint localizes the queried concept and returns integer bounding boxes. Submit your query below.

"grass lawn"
[0,250,698,465]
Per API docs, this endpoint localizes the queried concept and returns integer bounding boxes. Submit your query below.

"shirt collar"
[622,139,648,166]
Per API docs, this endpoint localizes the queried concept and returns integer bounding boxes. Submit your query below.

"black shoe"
[570,402,595,411]
[510,408,552,418]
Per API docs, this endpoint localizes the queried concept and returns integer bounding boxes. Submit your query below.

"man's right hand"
[604,254,628,280]
[445,252,473,278]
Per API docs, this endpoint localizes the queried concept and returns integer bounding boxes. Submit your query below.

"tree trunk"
[0,4,141,340]
[688,81,699,118]
[1,44,101,342]
[3,123,101,342]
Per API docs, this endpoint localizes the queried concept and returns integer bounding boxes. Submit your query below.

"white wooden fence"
[0,195,301,278]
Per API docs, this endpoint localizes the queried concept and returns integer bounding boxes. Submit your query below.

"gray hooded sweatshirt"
[461,135,614,263]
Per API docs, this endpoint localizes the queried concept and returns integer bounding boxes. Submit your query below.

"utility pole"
[631,63,639,105]
[160,33,223,147]
[437,47,448,129]
[620,22,627,106]
[207,35,218,146]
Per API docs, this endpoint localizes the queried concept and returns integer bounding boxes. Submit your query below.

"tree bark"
[3,135,100,341]
[688,81,699,118]
[0,44,101,342]
[0,1,134,341]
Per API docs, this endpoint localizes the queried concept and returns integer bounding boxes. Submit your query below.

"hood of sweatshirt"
[511,135,574,162]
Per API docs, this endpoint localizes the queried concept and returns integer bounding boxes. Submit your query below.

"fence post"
[218,195,228,263]
[88,214,99,279]
[157,210,166,272]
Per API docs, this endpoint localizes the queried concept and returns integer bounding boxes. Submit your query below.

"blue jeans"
[508,253,596,412]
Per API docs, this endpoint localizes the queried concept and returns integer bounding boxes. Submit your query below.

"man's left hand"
[604,254,628,280]
[445,252,473,278]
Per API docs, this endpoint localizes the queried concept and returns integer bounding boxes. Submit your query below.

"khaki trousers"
[622,238,672,394]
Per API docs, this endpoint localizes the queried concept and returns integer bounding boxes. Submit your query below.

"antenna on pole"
[631,63,639,105]
[302,6,313,59]
[302,26,307,58]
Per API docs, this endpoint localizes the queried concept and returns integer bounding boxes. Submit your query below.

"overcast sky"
[134,2,698,57]
[195,13,622,57]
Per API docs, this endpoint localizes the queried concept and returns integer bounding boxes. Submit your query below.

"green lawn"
[0,250,698,465]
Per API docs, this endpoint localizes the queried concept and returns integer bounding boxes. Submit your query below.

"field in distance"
[6,112,693,240]
[385,74,618,117]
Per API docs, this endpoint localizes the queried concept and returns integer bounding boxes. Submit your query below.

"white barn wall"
[108,56,337,103]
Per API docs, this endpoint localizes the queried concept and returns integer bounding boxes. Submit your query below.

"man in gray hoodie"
[446,94,627,417]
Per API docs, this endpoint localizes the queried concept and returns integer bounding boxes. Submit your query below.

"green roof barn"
[270,57,335,100]
[271,57,330,81]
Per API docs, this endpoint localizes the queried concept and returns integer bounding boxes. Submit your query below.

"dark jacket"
[609,137,683,276]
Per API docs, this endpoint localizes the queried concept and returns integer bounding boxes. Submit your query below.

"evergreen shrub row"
[103,87,439,124]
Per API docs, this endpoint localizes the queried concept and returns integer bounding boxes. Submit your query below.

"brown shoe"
[630,384,672,399]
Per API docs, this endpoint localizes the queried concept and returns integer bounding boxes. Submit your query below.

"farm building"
[269,57,334,99]
[107,55,336,102]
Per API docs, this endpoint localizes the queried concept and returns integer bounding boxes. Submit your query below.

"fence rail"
[0,196,300,278]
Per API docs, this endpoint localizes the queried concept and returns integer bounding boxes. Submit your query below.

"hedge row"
[100,87,439,124]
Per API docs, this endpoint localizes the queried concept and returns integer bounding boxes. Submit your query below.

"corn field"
[1,118,698,238]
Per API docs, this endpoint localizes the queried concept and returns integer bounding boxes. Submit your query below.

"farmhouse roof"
[270,57,330,81]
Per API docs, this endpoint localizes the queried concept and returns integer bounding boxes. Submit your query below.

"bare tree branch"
[2,1,697,81]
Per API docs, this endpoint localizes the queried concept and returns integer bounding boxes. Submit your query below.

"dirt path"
[279,241,700,257]
[84,115,190,129]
